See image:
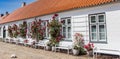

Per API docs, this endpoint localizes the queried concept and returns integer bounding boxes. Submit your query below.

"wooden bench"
[93,48,120,59]
[55,42,72,54]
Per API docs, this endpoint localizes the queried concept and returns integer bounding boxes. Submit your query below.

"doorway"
[3,26,6,38]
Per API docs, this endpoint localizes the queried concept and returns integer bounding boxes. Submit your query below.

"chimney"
[5,11,9,16]
[21,2,26,7]
[0,14,4,17]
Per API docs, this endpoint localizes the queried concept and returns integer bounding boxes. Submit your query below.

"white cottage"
[0,0,120,53]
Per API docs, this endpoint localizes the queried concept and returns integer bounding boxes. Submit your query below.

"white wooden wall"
[0,2,120,50]
[72,15,89,44]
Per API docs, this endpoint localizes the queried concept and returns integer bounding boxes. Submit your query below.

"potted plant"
[84,43,94,57]
[48,14,62,51]
[73,44,81,55]
[72,33,85,55]
[46,41,51,50]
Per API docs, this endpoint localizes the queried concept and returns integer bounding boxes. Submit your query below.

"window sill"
[61,39,72,42]
[90,41,107,44]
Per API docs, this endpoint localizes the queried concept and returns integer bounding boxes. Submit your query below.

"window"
[41,20,49,39]
[28,22,32,38]
[89,13,107,43]
[61,17,71,40]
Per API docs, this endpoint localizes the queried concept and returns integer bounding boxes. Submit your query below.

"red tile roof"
[0,15,8,20]
[0,0,117,24]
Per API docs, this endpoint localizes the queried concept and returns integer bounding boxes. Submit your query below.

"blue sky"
[0,0,36,14]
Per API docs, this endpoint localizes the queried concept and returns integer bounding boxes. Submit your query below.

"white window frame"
[28,22,32,38]
[61,17,72,41]
[42,21,49,39]
[89,13,107,43]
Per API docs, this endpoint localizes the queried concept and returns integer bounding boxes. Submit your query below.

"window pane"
[62,20,65,25]
[63,33,66,38]
[68,27,71,32]
[99,33,105,40]
[91,16,96,23]
[63,27,66,38]
[99,15,104,22]
[44,31,46,37]
[99,25,105,32]
[68,33,71,38]
[91,25,96,32]
[67,19,71,25]
[63,27,66,32]
[92,33,97,40]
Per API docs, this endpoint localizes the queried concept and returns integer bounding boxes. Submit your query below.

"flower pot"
[52,47,56,52]
[88,50,93,57]
[46,46,51,51]
[72,49,79,55]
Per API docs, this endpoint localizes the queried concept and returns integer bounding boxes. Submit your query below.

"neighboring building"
[0,0,120,52]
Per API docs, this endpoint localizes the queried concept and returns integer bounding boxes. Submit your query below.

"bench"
[93,47,120,59]
[9,38,18,44]
[4,38,10,43]
[24,38,35,47]
[35,40,46,50]
[17,38,24,45]
[55,42,72,54]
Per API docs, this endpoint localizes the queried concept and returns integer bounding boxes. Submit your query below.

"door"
[3,26,6,38]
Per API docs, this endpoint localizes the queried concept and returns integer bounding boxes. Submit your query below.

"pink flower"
[88,43,91,46]
[23,21,26,24]
[84,45,89,49]
[60,20,64,23]
[84,43,94,51]
[52,16,55,19]
[54,14,58,17]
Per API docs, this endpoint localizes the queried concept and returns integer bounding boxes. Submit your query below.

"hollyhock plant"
[48,14,63,46]
[72,33,87,55]
[30,19,45,41]
[73,33,84,50]
[84,43,94,51]
[12,24,19,38]
[54,13,58,17]
[8,26,13,38]
[19,21,27,38]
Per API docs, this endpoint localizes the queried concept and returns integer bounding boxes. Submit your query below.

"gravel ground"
[0,42,92,59]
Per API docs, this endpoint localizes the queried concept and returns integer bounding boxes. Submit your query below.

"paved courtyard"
[0,41,92,59]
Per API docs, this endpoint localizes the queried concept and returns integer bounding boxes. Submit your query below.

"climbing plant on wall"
[8,26,13,38]
[12,24,19,38]
[48,14,63,46]
[31,19,45,41]
[19,21,27,38]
